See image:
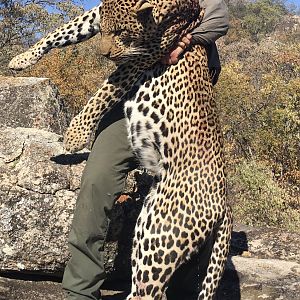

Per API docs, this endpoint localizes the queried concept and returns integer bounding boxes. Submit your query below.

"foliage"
[229,160,300,231]
[225,0,289,42]
[216,56,300,177]
[216,2,299,230]
[241,0,287,40]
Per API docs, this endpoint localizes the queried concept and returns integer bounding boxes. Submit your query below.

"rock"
[0,276,124,300]
[1,241,299,300]
[0,127,86,273]
[231,224,300,263]
[0,126,146,275]
[0,76,67,134]
[0,276,66,300]
[218,256,300,300]
[216,224,300,300]
[224,257,300,300]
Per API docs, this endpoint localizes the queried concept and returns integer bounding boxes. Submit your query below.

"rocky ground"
[1,223,299,300]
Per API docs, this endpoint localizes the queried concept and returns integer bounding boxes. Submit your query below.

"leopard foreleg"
[63,63,144,152]
[9,5,101,70]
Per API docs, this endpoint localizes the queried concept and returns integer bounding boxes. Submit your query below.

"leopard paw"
[8,51,41,70]
[63,114,91,153]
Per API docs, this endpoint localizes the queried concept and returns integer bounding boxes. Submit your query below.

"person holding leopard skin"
[61,1,229,299]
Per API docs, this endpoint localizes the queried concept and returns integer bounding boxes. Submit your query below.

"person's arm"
[192,0,229,84]
[162,0,229,65]
[192,0,229,46]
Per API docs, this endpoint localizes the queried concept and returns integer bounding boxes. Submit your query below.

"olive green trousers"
[62,103,210,300]
[62,103,138,299]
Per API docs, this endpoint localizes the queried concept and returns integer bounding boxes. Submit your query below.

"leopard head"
[98,0,203,64]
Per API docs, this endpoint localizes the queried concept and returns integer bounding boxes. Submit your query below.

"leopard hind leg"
[197,206,233,300]
[127,177,211,300]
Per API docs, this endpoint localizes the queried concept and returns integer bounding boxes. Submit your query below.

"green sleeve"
[192,0,229,46]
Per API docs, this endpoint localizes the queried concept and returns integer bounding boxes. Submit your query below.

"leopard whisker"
[124,47,147,57]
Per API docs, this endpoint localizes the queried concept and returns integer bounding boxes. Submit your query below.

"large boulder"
[0,76,67,134]
[0,75,74,273]
[0,127,86,273]
[0,126,144,275]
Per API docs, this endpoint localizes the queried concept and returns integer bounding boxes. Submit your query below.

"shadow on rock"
[50,152,89,165]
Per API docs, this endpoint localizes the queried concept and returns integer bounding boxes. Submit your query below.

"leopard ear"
[135,1,154,23]
[136,1,154,14]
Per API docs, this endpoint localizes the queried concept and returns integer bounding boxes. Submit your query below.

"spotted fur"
[9,6,101,70]
[9,1,233,299]
[125,44,233,300]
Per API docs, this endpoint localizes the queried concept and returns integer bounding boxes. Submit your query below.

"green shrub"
[229,160,300,231]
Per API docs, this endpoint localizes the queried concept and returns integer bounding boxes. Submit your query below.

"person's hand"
[162,34,193,65]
